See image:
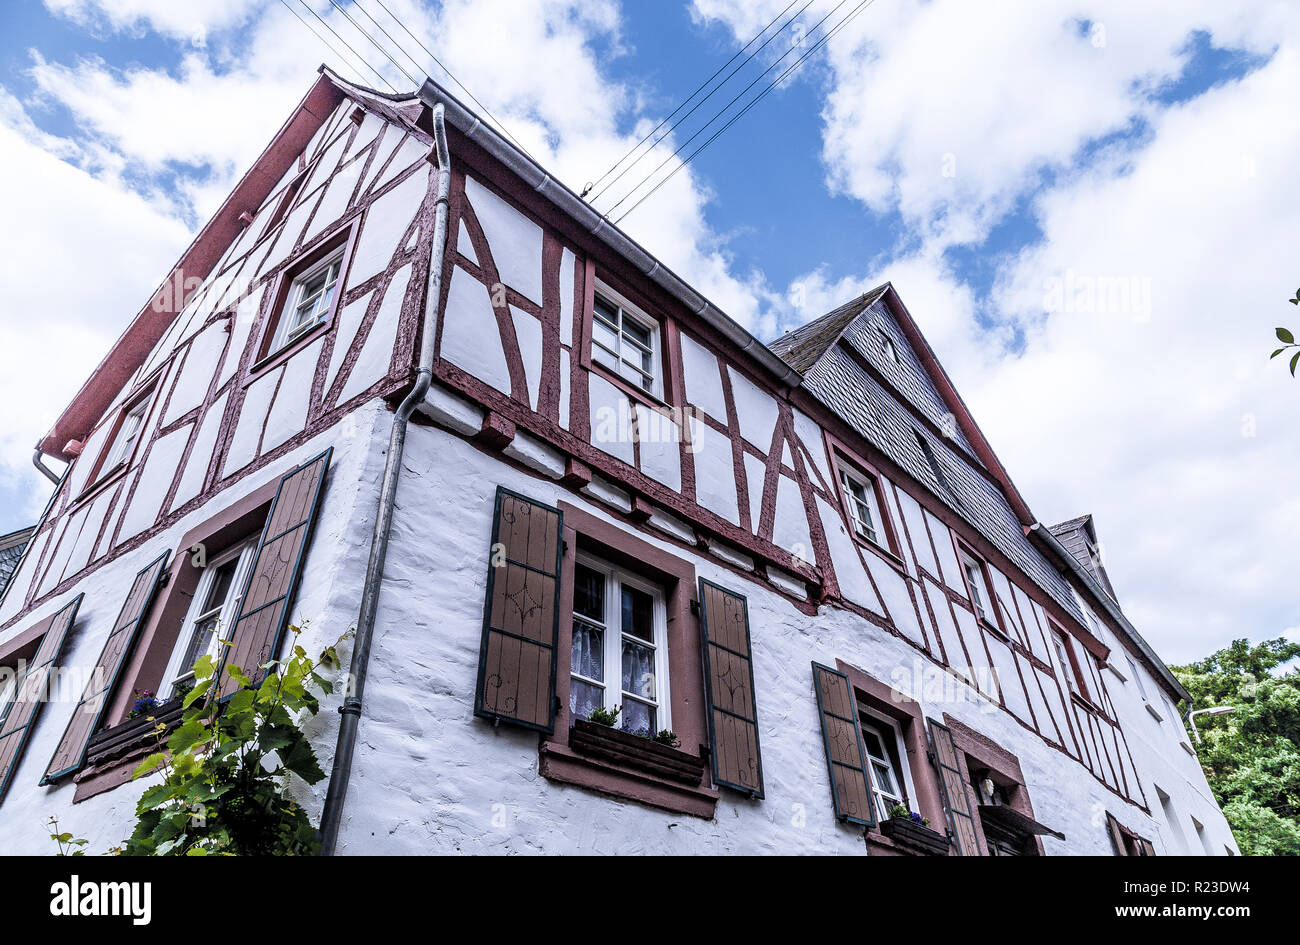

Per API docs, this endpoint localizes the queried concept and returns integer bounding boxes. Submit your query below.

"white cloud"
[695,0,1300,661]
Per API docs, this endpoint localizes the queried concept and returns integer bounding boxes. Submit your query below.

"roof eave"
[1028,522,1190,704]
[39,69,346,461]
[413,76,803,390]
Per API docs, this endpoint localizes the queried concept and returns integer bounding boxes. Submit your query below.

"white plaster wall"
[0,404,387,856]
[320,423,1224,855]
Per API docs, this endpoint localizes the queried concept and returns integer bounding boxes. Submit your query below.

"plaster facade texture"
[0,73,1237,855]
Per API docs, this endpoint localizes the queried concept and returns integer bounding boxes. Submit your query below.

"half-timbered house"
[0,68,1236,856]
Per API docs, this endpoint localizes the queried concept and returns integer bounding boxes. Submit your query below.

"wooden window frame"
[157,537,257,700]
[860,710,916,818]
[539,500,716,818]
[569,551,672,734]
[827,440,905,569]
[70,477,282,803]
[578,265,679,412]
[249,220,360,378]
[79,376,160,497]
[955,542,1008,639]
[1050,619,1100,711]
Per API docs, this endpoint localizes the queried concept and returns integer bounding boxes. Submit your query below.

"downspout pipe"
[32,445,60,484]
[318,102,451,856]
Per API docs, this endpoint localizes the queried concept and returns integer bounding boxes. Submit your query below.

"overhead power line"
[325,0,419,87]
[612,0,880,225]
[288,0,396,91]
[582,0,807,202]
[366,0,536,159]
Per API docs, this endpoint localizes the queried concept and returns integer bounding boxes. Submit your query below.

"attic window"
[265,168,307,233]
[913,430,962,508]
[590,283,662,398]
[879,330,899,363]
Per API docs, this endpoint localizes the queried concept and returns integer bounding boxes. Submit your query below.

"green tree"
[1171,637,1300,855]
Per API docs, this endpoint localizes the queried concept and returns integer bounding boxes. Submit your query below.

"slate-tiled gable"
[789,310,1091,629]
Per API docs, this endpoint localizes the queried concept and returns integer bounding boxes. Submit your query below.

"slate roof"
[768,286,888,373]
[799,342,1089,626]
[1050,514,1120,603]
[0,527,32,598]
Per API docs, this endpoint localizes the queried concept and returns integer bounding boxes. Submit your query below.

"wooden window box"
[569,718,706,787]
[83,697,186,770]
[879,817,951,856]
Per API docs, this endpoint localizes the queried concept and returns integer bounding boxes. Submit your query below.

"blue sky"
[0,0,1296,662]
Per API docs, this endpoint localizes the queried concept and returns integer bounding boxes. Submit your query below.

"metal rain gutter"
[1027,522,1190,705]
[317,102,453,856]
[413,77,803,391]
[32,446,60,484]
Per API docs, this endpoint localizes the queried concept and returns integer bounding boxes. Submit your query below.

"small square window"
[109,400,149,469]
[591,285,662,398]
[274,252,343,352]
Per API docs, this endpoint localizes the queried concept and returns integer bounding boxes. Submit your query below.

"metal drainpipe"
[318,103,451,855]
[32,445,60,484]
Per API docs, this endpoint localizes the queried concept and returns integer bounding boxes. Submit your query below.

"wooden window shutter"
[219,448,332,697]
[927,717,980,855]
[474,487,563,733]
[44,553,170,783]
[0,595,83,803]
[1106,811,1155,856]
[697,578,764,797]
[1105,811,1129,855]
[811,661,875,826]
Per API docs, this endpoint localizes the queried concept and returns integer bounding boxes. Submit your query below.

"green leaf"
[132,752,167,780]
[1277,327,1295,343]
[167,718,210,754]
[280,733,326,785]
[1272,348,1287,359]
[136,784,174,812]
[182,678,212,709]
[1291,351,1299,377]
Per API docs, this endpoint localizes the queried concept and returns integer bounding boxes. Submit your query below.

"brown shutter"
[1105,811,1130,855]
[1139,838,1156,856]
[474,487,563,732]
[697,578,764,797]
[44,553,170,782]
[812,661,875,826]
[219,448,331,697]
[927,717,980,855]
[0,595,83,803]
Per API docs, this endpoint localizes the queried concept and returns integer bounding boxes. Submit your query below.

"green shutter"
[812,661,876,826]
[697,578,764,797]
[474,487,563,733]
[43,553,169,783]
[927,717,979,855]
[0,595,83,803]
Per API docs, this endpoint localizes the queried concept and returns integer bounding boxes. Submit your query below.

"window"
[569,554,670,734]
[859,712,913,817]
[879,329,899,363]
[591,286,661,397]
[274,251,343,351]
[838,466,887,548]
[1156,785,1187,854]
[959,551,994,624]
[1051,624,1090,701]
[914,429,962,507]
[1127,656,1147,699]
[160,539,256,699]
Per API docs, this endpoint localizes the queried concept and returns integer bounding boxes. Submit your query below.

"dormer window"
[880,330,899,363]
[591,285,661,398]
